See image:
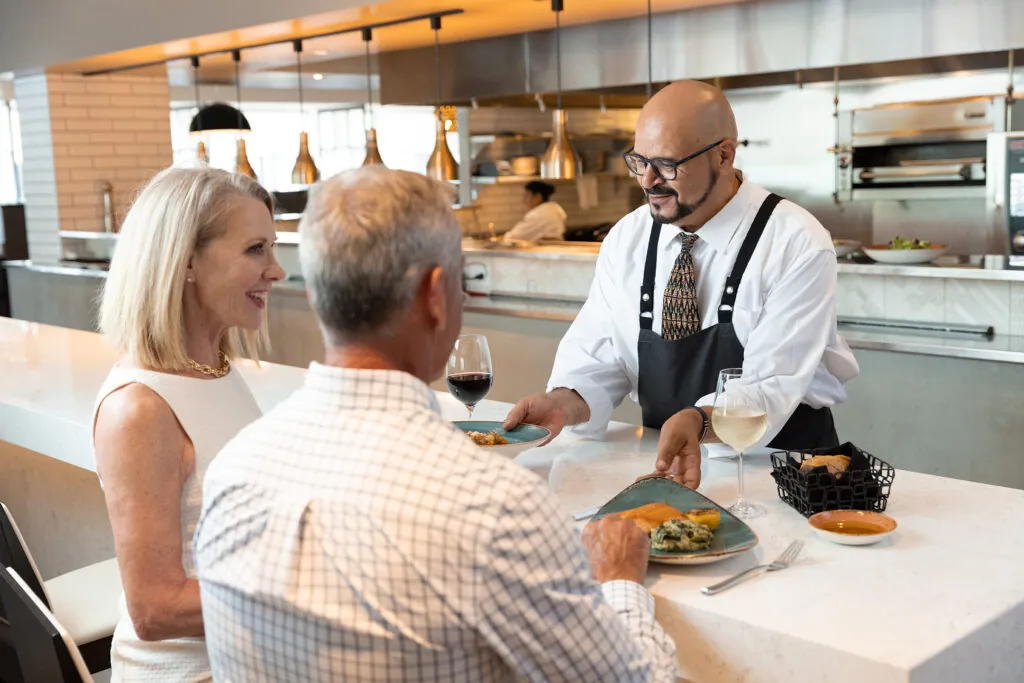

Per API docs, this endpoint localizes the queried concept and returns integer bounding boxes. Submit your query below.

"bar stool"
[0,502,120,677]
[1,567,93,682]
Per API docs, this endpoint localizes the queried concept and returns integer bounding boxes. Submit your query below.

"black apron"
[636,193,838,451]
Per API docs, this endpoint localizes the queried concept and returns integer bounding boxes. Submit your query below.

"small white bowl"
[452,421,550,458]
[861,244,948,265]
[809,510,897,546]
[833,240,861,258]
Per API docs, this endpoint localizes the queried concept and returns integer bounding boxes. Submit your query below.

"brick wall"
[47,73,172,232]
[14,72,172,262]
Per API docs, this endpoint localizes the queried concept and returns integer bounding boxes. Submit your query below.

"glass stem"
[467,404,474,420]
[736,450,746,504]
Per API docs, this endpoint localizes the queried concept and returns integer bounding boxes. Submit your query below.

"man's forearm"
[549,388,591,426]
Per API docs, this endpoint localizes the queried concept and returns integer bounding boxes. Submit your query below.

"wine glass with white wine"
[712,368,768,520]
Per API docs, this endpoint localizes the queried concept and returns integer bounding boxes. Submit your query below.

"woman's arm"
[94,383,204,641]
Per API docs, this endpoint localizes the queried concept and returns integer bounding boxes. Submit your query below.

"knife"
[572,505,602,522]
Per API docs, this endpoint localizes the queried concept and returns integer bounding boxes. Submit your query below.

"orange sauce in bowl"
[819,520,885,535]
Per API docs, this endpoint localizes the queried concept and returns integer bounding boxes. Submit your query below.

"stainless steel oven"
[985,132,1024,266]
[836,96,1024,202]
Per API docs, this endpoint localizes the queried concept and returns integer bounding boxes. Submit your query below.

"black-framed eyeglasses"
[622,139,725,181]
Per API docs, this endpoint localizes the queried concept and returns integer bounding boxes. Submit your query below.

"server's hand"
[653,408,704,489]
[503,388,590,443]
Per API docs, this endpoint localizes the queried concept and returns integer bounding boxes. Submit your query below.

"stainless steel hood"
[379,0,1024,106]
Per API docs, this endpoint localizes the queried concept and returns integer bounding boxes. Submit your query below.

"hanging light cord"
[363,29,374,130]
[553,0,563,110]
[294,40,305,124]
[233,50,243,132]
[646,0,653,98]
[432,17,442,111]
[191,56,202,128]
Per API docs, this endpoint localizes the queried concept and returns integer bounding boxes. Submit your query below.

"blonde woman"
[93,167,285,681]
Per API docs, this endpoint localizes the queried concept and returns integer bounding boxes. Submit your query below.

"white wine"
[712,408,768,451]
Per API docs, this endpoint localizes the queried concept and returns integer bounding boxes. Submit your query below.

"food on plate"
[800,454,851,476]
[684,507,721,531]
[650,518,714,552]
[466,431,509,446]
[618,503,684,533]
[887,236,932,250]
[618,503,719,553]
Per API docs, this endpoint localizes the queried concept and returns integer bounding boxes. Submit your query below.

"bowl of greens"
[862,237,947,265]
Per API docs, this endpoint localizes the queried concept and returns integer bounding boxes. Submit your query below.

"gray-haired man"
[193,167,678,682]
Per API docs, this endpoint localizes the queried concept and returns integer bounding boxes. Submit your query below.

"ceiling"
[51,0,742,89]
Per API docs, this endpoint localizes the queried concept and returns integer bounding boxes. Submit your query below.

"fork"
[701,540,804,596]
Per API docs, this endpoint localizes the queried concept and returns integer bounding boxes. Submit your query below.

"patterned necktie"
[661,232,701,341]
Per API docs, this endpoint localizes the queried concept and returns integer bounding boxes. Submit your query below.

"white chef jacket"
[546,174,859,451]
[504,201,567,242]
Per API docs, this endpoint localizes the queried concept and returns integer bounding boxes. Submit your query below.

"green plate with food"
[592,477,758,565]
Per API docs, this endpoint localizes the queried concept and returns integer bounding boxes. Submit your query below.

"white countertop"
[1,317,1022,682]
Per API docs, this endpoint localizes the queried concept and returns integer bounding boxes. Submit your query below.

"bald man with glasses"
[506,80,859,492]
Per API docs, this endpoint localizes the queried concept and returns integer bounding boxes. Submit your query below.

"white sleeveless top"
[93,363,262,682]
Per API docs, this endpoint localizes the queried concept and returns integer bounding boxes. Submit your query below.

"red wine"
[447,372,493,407]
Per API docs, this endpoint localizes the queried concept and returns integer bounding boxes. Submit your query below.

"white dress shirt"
[194,364,677,682]
[504,201,567,242]
[547,175,859,450]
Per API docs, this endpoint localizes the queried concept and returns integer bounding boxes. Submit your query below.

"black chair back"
[0,568,90,683]
[0,503,49,611]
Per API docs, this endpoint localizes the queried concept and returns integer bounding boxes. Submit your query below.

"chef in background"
[505,80,859,489]
[503,181,567,242]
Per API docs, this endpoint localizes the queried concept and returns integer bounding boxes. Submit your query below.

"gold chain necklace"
[188,351,230,378]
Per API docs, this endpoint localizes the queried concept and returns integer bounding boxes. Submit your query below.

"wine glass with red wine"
[446,334,493,419]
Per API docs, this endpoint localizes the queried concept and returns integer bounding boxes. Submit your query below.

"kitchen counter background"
[3,319,1022,683]
[4,259,1024,491]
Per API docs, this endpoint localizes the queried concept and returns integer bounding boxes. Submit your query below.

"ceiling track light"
[232,50,257,179]
[290,38,321,185]
[540,0,581,180]
[425,15,458,182]
[361,28,386,167]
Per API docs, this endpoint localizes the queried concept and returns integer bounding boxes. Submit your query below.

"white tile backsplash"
[883,276,945,323]
[946,279,1011,333]
[836,274,885,318]
[1010,283,1024,338]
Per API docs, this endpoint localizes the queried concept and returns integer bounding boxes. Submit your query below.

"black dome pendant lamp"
[189,54,251,135]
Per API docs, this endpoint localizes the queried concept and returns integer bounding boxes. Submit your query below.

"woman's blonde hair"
[100,166,274,371]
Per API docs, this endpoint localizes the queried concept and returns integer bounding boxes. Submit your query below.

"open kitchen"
[1,1,1024,682]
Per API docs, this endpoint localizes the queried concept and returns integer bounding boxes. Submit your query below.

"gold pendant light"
[361,28,386,168]
[362,128,385,166]
[231,50,257,180]
[540,0,581,180]
[426,114,458,181]
[235,139,256,178]
[294,132,320,183]
[190,56,208,163]
[425,15,458,182]
[290,39,321,185]
[541,110,579,179]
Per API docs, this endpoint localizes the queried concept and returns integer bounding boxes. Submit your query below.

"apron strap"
[719,193,783,324]
[639,220,662,331]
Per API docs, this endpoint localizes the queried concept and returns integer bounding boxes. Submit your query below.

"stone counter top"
[1,317,1023,682]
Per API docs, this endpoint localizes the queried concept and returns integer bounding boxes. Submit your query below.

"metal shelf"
[470,173,630,184]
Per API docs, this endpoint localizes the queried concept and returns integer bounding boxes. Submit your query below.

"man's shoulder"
[598,205,651,263]
[766,190,835,253]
